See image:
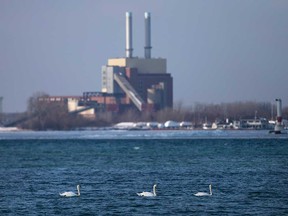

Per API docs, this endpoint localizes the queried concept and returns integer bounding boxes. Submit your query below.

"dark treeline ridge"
[14,93,288,131]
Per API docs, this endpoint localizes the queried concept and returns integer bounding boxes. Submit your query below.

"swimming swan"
[60,185,80,197]
[194,184,212,196]
[137,184,157,197]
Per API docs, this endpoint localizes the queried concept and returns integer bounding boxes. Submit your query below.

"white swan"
[59,185,80,197]
[137,184,157,197]
[194,184,212,196]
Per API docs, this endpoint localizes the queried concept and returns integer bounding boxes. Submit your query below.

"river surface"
[0,130,287,215]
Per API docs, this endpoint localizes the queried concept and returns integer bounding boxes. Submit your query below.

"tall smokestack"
[126,12,133,58]
[144,12,152,58]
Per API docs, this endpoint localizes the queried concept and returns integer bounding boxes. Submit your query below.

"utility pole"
[0,97,3,114]
[0,97,3,125]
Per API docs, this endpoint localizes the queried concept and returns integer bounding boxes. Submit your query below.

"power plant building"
[100,12,173,112]
[40,12,173,117]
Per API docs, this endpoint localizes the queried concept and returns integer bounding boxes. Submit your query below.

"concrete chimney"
[144,12,152,58]
[125,12,133,58]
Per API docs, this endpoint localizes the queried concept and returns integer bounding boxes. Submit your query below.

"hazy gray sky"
[1,0,287,112]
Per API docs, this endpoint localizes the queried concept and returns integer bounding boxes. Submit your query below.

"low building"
[239,118,271,129]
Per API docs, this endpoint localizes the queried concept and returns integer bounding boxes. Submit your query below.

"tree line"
[18,93,288,130]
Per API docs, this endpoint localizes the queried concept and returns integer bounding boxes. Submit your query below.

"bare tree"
[23,92,84,130]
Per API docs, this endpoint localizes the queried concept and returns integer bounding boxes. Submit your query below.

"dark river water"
[0,130,287,215]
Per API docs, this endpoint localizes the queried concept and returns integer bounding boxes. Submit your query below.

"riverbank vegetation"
[2,93,287,131]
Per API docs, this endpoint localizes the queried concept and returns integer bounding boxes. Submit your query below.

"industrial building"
[41,12,173,117]
[97,12,173,112]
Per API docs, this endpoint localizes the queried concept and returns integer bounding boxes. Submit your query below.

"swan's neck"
[209,185,212,195]
[153,185,156,195]
[77,187,80,196]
